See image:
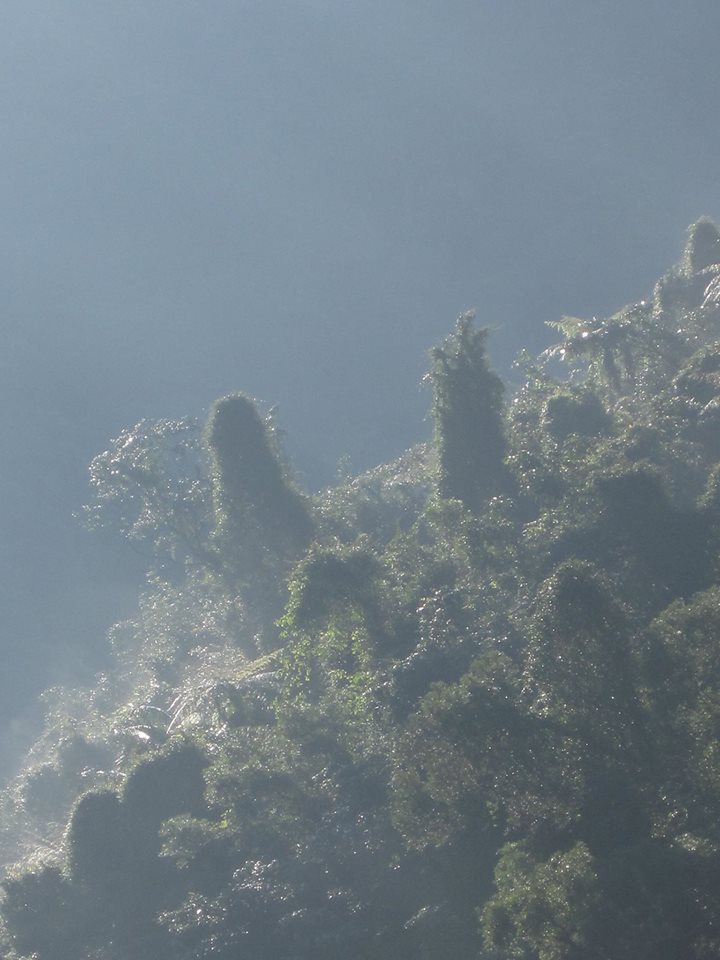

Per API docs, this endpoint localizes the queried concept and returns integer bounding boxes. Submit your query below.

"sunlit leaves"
[83,417,213,572]
[481,841,601,960]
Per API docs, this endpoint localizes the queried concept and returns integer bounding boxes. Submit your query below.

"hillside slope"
[4,222,720,959]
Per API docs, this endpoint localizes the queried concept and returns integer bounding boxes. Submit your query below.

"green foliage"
[525,561,638,739]
[428,311,509,512]
[83,417,214,572]
[393,650,583,851]
[546,303,686,400]
[482,839,720,960]
[66,788,128,888]
[207,393,314,649]
[542,389,611,441]
[315,444,432,547]
[653,220,720,324]
[675,342,720,407]
[278,546,398,726]
[283,546,384,633]
[208,393,313,563]
[122,739,208,837]
[683,218,720,275]
[643,588,720,825]
[13,741,212,958]
[1,864,78,960]
[595,469,712,603]
[8,221,720,959]
[482,841,601,960]
[21,735,113,823]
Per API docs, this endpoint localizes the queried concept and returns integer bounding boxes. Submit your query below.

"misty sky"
[2,0,720,752]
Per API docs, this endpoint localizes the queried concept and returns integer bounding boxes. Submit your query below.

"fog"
[1,0,719,764]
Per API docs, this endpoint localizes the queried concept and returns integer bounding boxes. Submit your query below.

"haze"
[1,0,719,763]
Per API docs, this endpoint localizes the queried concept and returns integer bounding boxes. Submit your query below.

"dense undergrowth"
[3,221,720,958]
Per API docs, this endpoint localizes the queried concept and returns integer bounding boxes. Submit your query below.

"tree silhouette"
[429,313,508,513]
[207,393,314,647]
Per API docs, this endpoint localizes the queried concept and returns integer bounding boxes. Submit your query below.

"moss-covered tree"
[429,312,509,513]
[207,393,314,646]
[682,217,720,275]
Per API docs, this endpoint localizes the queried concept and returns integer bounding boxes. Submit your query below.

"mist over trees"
[3,1,720,751]
[3,222,720,957]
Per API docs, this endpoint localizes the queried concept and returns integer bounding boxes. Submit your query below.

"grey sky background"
[1,0,720,757]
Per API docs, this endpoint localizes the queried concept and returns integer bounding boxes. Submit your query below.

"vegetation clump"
[4,223,720,959]
[428,311,510,512]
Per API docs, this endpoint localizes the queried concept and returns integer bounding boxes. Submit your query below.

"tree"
[525,561,639,742]
[208,394,313,562]
[682,218,720,275]
[83,417,214,574]
[481,841,602,960]
[653,218,720,319]
[428,312,508,513]
[207,394,314,645]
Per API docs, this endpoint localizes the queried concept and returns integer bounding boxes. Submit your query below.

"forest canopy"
[3,222,720,959]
